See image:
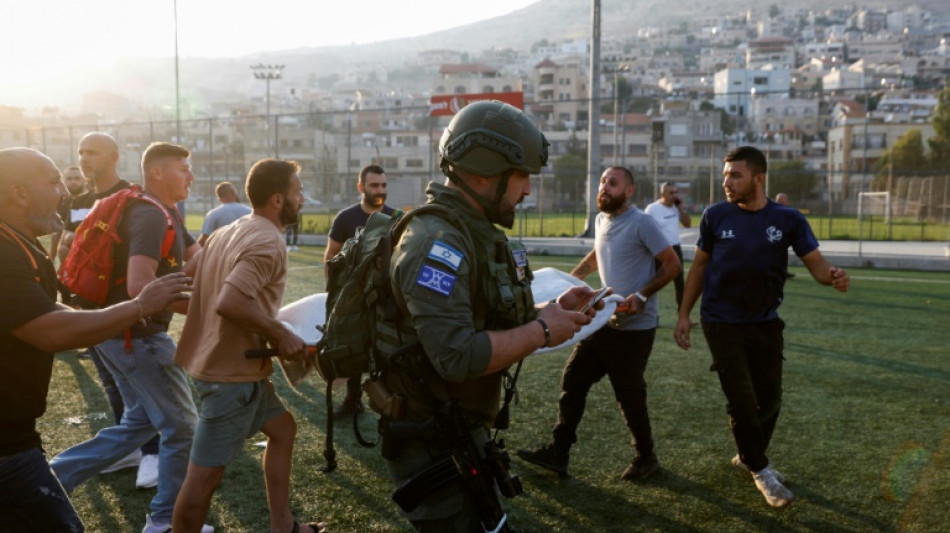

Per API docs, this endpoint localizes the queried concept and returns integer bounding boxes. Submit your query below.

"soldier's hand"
[555,286,610,318]
[135,272,193,316]
[537,303,590,347]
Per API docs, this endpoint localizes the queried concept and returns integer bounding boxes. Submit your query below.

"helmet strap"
[442,165,503,219]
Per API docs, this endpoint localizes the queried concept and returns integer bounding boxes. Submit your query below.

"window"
[670,145,688,157]
[455,85,466,94]
[482,86,494,93]
[753,76,768,85]
[628,144,648,155]
[395,135,419,147]
[349,159,361,168]
[670,124,688,136]
[406,158,424,168]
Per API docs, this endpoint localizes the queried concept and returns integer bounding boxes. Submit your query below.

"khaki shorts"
[191,379,286,467]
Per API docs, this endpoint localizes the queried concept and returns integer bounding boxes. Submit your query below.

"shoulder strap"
[0,223,41,283]
[133,192,178,259]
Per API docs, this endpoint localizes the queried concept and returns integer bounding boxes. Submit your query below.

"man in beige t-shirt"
[173,159,324,533]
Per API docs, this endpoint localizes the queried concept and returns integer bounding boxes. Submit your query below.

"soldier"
[373,101,600,532]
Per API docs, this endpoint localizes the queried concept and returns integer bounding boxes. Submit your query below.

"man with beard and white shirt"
[172,159,324,533]
[519,166,680,482]
[49,165,87,267]
[323,164,395,420]
[644,181,691,311]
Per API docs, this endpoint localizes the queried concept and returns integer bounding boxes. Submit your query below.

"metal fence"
[4,107,949,242]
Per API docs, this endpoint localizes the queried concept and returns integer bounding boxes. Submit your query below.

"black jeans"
[0,447,84,532]
[702,319,785,472]
[552,326,657,457]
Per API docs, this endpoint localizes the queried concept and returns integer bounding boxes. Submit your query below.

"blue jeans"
[51,333,197,524]
[87,345,160,456]
[0,447,84,532]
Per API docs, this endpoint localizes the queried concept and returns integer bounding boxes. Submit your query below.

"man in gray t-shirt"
[198,182,252,246]
[518,166,680,481]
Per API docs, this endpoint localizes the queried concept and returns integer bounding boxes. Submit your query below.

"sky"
[0,0,540,108]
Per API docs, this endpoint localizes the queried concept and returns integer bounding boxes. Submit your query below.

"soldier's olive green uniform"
[376,182,535,529]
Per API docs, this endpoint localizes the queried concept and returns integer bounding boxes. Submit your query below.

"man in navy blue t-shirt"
[674,146,850,508]
[323,164,395,420]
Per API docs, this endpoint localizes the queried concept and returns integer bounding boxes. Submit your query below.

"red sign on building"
[429,92,524,116]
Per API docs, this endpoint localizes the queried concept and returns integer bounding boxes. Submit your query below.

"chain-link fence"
[3,106,948,241]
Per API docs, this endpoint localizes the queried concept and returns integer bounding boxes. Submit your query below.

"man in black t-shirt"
[323,164,395,420]
[0,147,190,532]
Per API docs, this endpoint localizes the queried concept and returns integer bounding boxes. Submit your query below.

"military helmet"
[439,100,549,177]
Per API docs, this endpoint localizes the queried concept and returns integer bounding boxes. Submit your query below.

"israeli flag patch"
[416,265,457,297]
[427,240,464,272]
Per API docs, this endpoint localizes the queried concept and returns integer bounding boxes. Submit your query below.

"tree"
[874,129,927,189]
[768,160,820,200]
[769,4,780,18]
[927,85,950,170]
[552,133,587,207]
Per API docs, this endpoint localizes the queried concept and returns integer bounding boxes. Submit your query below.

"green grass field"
[43,247,949,532]
[184,211,950,243]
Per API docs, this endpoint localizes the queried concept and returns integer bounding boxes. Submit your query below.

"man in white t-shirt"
[644,182,691,310]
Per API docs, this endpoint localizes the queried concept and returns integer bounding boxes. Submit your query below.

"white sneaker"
[141,513,215,533]
[136,453,159,489]
[101,449,142,474]
[732,454,785,484]
[753,467,794,508]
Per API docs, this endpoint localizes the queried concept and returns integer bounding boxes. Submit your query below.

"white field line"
[852,275,950,284]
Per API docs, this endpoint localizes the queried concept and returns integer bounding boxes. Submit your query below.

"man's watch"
[634,291,648,303]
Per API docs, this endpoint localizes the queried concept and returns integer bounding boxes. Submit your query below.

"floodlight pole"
[251,64,285,157]
[580,0,601,239]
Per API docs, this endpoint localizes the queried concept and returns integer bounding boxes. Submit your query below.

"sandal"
[291,521,326,533]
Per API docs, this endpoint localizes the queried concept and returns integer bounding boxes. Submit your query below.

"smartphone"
[578,287,610,313]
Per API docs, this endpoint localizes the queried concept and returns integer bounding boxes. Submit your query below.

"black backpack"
[316,204,470,471]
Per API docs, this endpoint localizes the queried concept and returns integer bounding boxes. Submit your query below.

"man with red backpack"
[0,146,191,532]
[51,142,212,533]
[61,132,163,489]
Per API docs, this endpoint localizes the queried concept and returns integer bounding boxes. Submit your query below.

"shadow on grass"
[787,342,950,382]
[58,352,114,429]
[790,483,892,532]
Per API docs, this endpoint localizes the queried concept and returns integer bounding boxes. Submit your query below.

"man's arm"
[126,255,160,298]
[481,296,595,375]
[323,237,343,276]
[619,246,681,314]
[800,249,850,292]
[677,202,691,228]
[674,247,709,350]
[215,282,304,360]
[196,233,210,247]
[13,272,192,353]
[570,249,598,280]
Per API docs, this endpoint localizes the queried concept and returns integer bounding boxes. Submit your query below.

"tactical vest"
[374,213,536,423]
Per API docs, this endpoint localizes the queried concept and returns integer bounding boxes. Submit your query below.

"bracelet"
[133,299,145,325]
[635,291,648,303]
[536,318,552,348]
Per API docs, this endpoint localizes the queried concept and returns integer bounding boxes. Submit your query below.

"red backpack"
[58,184,177,306]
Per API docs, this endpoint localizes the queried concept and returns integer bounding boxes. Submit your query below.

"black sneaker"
[332,398,363,421]
[516,443,569,477]
[621,453,659,481]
